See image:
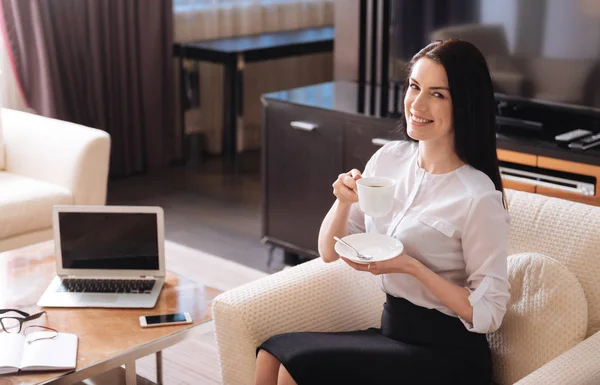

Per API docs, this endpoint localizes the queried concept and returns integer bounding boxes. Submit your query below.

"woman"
[255,39,510,385]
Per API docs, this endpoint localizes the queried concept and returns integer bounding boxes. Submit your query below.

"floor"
[106,150,287,274]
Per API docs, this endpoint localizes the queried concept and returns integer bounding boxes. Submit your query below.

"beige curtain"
[0,10,26,170]
[174,0,334,154]
[0,17,26,112]
[2,0,175,177]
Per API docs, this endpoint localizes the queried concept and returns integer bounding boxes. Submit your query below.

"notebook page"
[20,332,78,371]
[0,333,25,374]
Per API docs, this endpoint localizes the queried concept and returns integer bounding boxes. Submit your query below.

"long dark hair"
[399,39,505,206]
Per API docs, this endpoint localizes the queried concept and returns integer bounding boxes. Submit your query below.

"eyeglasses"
[0,309,47,333]
[23,325,59,344]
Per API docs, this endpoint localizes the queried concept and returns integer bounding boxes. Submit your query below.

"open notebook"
[0,332,78,375]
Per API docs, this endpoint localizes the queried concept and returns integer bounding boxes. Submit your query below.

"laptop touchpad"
[81,294,118,303]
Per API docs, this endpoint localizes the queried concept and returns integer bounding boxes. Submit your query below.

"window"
[174,0,300,12]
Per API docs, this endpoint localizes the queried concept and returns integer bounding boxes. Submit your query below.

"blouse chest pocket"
[412,212,457,238]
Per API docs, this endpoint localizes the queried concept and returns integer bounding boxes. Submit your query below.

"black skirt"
[257,294,492,385]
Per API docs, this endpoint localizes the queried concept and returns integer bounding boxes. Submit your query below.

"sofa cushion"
[505,189,600,336]
[0,172,73,239]
[487,252,588,385]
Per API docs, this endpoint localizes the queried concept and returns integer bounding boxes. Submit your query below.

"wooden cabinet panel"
[502,178,536,193]
[537,156,600,177]
[498,149,537,193]
[344,118,400,171]
[263,103,343,255]
[536,156,600,205]
[262,101,404,257]
[538,156,600,197]
[535,186,600,206]
[497,149,537,166]
[499,151,600,205]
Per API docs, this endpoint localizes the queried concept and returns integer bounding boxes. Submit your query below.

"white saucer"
[334,233,404,264]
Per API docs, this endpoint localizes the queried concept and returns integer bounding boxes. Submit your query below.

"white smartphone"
[139,312,193,328]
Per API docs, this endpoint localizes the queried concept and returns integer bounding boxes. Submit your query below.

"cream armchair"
[213,189,600,385]
[0,108,111,252]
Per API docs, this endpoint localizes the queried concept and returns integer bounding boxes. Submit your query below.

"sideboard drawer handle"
[371,138,391,146]
[290,121,317,132]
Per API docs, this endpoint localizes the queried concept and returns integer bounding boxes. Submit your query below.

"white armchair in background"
[0,108,111,252]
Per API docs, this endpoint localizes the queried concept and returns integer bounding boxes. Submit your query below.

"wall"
[480,0,600,59]
[333,0,360,81]
[479,0,518,53]
[542,0,600,59]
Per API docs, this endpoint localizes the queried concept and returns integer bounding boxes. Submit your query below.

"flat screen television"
[390,0,600,134]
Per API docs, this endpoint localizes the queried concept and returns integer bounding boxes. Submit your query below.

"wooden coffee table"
[0,242,223,385]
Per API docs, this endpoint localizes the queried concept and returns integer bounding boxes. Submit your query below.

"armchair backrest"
[1,108,111,205]
[505,189,600,337]
[430,23,510,57]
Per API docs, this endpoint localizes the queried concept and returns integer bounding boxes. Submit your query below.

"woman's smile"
[409,112,434,126]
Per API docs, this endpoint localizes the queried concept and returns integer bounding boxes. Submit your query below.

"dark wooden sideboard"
[262,81,600,260]
[261,82,404,259]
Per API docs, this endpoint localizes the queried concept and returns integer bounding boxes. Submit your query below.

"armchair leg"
[284,251,311,266]
[267,245,277,268]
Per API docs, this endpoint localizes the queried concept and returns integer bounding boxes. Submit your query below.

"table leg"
[236,54,245,155]
[222,55,239,172]
[179,53,187,162]
[156,351,164,385]
[125,360,137,385]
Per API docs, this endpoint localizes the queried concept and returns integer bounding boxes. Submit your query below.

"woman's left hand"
[341,252,418,275]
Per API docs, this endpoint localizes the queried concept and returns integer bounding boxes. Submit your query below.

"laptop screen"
[58,212,160,270]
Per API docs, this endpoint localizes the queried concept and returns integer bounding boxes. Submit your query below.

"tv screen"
[391,0,600,113]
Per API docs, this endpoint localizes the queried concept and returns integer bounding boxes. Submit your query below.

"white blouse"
[348,141,510,334]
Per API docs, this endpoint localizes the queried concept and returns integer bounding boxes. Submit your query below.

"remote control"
[555,129,593,143]
[568,133,600,150]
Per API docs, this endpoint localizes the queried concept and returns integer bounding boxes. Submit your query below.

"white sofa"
[0,108,111,252]
[213,189,600,384]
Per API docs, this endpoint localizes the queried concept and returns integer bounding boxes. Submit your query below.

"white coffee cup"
[356,176,396,217]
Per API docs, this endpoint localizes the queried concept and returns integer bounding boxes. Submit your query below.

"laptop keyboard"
[56,278,156,294]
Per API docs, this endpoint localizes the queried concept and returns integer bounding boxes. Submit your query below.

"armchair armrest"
[2,109,111,205]
[515,331,600,385]
[212,258,384,385]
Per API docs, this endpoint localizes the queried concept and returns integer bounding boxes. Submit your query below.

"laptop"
[37,205,166,308]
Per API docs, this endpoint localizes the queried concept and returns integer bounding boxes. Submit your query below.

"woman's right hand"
[332,169,362,205]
